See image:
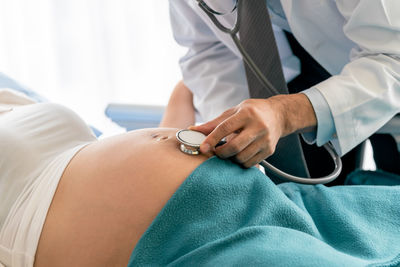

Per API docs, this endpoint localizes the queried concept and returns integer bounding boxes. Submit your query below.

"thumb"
[189,108,235,135]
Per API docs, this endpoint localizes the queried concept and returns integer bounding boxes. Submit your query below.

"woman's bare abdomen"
[35,128,210,267]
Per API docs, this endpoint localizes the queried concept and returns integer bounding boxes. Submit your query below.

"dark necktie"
[239,0,310,179]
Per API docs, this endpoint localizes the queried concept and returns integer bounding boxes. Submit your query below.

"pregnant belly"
[35,128,210,267]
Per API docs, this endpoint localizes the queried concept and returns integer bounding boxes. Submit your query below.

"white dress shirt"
[169,0,400,156]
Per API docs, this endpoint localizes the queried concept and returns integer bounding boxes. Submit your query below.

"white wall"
[0,0,185,131]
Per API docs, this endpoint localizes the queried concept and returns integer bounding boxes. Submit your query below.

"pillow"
[0,72,46,102]
[0,72,102,137]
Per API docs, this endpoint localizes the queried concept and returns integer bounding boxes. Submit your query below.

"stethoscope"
[177,129,342,184]
[174,0,343,185]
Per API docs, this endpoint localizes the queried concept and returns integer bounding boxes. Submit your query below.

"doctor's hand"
[189,94,317,168]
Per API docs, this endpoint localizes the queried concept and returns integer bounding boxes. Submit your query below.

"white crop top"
[0,89,96,266]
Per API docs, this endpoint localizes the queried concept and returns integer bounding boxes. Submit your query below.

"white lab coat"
[169,0,400,156]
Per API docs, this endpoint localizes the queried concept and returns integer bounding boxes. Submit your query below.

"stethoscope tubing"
[198,0,281,95]
[260,143,343,184]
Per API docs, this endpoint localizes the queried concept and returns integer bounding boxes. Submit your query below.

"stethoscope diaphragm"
[176,129,207,155]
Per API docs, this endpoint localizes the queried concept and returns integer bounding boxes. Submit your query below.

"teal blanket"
[128,157,400,266]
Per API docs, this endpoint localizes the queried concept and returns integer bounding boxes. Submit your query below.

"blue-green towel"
[128,157,400,266]
[346,169,400,186]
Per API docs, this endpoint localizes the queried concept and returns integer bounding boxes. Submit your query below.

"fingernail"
[201,143,210,153]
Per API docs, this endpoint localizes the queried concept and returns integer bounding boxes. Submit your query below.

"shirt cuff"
[301,88,336,146]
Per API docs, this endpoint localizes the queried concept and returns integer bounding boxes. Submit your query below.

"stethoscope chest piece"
[176,129,206,155]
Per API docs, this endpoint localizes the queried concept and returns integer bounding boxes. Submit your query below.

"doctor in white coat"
[168,0,400,173]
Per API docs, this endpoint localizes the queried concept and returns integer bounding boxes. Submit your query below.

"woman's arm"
[159,81,195,128]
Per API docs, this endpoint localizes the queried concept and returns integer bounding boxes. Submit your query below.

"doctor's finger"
[189,108,236,135]
[200,113,245,154]
[230,137,263,165]
[214,129,257,159]
[242,137,277,168]
[243,149,270,169]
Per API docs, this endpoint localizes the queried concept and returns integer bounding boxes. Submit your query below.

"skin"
[34,128,212,267]
[159,81,195,129]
